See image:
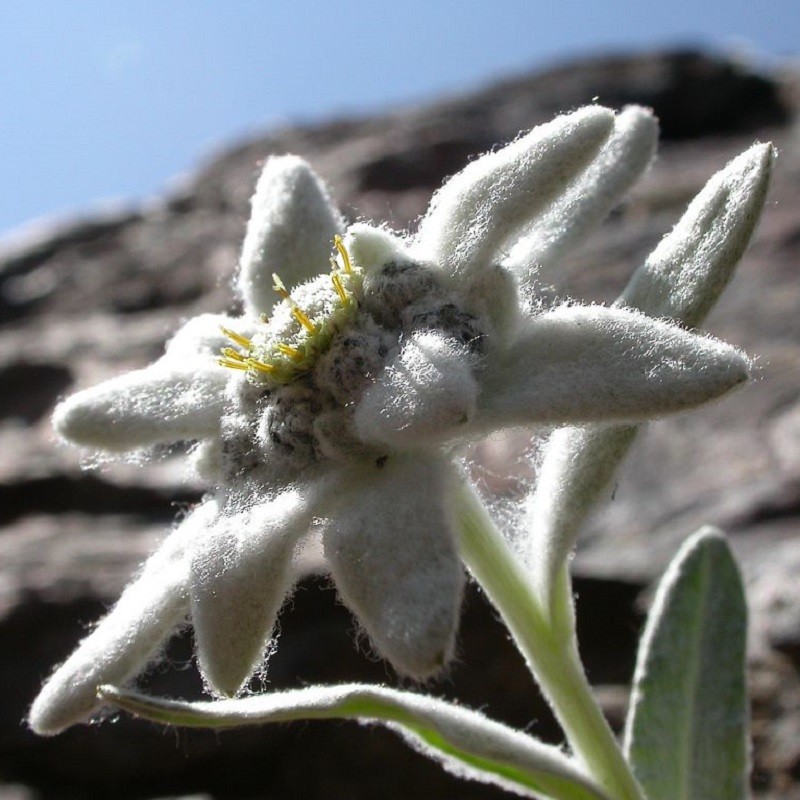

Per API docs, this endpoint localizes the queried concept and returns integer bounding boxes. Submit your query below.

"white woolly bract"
[190,485,326,698]
[415,106,615,283]
[28,501,217,735]
[323,455,464,680]
[52,364,227,452]
[237,155,344,315]
[619,142,774,327]
[354,330,479,449]
[99,683,608,800]
[507,105,658,287]
[521,425,638,602]
[477,304,749,429]
[53,312,238,454]
[521,143,772,611]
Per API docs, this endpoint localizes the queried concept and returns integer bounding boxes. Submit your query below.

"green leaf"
[99,683,609,800]
[623,528,749,800]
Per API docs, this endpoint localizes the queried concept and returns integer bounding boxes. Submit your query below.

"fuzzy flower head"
[29,106,755,736]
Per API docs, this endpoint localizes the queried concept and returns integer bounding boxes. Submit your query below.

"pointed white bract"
[53,365,227,451]
[190,487,319,697]
[237,155,344,315]
[522,425,639,598]
[522,142,773,611]
[477,305,749,429]
[28,500,217,735]
[507,105,658,286]
[619,142,774,326]
[52,312,242,453]
[323,455,464,679]
[31,104,767,737]
[416,106,616,284]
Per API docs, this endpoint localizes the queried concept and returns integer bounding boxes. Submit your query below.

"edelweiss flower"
[29,106,750,735]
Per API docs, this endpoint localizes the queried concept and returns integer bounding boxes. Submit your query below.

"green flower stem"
[455,481,643,800]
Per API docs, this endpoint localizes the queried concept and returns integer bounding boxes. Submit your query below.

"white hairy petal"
[190,480,334,697]
[525,144,772,611]
[354,331,478,449]
[28,500,217,735]
[508,105,659,285]
[522,425,638,598]
[477,305,749,428]
[323,455,464,679]
[618,142,774,326]
[53,363,228,452]
[237,155,344,314]
[53,310,247,453]
[100,684,608,800]
[415,106,615,283]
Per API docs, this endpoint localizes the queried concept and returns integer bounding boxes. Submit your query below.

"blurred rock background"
[1,49,799,798]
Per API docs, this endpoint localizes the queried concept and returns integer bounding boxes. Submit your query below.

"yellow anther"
[291,307,317,334]
[271,272,317,333]
[246,358,277,374]
[276,343,303,361]
[259,312,270,324]
[331,272,349,305]
[218,357,249,371]
[272,273,290,301]
[334,234,353,274]
[221,327,252,349]
[221,347,246,362]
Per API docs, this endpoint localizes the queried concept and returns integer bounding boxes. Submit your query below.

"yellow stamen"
[334,234,353,274]
[221,327,252,349]
[259,313,270,324]
[272,272,317,333]
[272,273,290,301]
[331,272,349,305]
[277,343,303,361]
[246,358,277,374]
[221,347,246,362]
[291,307,317,333]
[218,357,249,371]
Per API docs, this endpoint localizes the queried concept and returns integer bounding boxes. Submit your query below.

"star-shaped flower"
[29,106,750,735]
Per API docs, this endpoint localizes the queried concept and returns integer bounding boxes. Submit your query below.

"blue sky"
[0,0,797,237]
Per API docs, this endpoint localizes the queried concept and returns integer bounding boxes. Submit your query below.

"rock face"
[1,49,799,798]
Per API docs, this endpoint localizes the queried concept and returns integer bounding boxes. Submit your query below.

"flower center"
[210,230,490,476]
[218,236,363,385]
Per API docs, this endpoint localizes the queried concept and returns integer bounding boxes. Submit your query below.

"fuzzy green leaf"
[100,683,609,800]
[623,528,749,800]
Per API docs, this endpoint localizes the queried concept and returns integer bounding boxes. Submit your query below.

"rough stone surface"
[1,50,799,798]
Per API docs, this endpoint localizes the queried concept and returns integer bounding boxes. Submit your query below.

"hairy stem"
[455,481,642,800]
